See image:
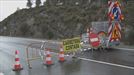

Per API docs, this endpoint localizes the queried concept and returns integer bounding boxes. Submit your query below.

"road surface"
[0,36,134,75]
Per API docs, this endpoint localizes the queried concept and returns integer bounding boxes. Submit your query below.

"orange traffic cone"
[58,45,65,62]
[12,50,23,71]
[44,48,53,66]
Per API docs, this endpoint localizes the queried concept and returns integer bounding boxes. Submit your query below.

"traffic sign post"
[62,37,81,53]
[108,0,124,47]
[89,32,100,48]
[112,7,119,20]
[111,23,121,42]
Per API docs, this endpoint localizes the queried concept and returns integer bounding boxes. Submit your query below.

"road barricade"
[26,42,45,69]
[62,37,81,53]
[26,41,60,68]
[26,39,81,69]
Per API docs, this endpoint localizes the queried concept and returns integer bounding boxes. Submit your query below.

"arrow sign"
[113,7,119,20]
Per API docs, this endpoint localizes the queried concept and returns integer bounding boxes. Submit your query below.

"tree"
[19,24,30,36]
[36,0,41,7]
[27,0,32,8]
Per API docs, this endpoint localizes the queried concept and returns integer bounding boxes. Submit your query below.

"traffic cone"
[87,28,89,36]
[58,45,65,62]
[12,50,23,71]
[44,48,53,66]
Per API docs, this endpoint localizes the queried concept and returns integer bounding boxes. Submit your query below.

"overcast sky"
[0,0,46,22]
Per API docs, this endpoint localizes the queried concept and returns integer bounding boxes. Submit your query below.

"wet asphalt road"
[0,36,134,75]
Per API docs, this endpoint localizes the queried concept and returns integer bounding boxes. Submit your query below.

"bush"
[47,31,54,39]
[128,30,134,45]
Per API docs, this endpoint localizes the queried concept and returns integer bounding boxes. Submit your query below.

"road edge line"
[78,57,134,70]
[115,48,134,51]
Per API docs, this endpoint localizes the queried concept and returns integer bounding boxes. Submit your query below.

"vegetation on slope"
[0,1,134,45]
[0,4,106,39]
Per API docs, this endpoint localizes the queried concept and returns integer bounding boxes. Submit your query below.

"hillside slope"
[122,2,134,45]
[0,1,133,45]
[0,4,106,39]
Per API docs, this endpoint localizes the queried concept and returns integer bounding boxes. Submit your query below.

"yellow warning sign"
[111,24,120,39]
[62,37,81,52]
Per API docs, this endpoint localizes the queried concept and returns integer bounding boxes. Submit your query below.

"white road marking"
[51,51,134,70]
[0,36,61,44]
[50,51,134,70]
[116,48,134,51]
[78,57,134,70]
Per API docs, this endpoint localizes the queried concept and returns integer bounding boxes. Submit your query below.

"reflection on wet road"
[0,36,134,75]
